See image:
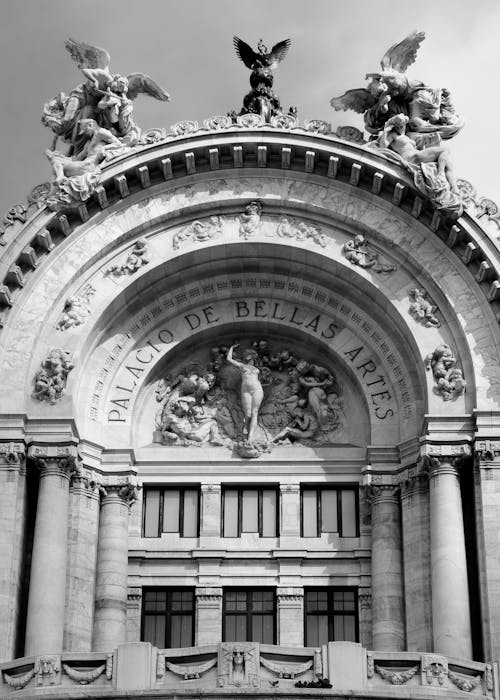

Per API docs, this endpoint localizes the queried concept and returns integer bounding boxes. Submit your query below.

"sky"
[0,0,499,217]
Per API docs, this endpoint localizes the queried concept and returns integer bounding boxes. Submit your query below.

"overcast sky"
[0,0,499,217]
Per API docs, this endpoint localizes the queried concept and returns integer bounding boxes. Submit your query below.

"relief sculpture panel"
[153,338,345,458]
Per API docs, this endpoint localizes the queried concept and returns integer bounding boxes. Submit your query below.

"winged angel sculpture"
[331,31,463,141]
[42,39,170,210]
[233,37,292,121]
[331,31,464,216]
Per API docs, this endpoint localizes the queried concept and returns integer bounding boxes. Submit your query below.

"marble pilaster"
[127,587,142,642]
[279,484,301,537]
[277,587,304,646]
[0,443,26,662]
[92,482,138,651]
[200,484,221,537]
[400,473,432,651]
[63,472,101,651]
[427,454,472,658]
[368,484,405,650]
[358,589,372,649]
[195,587,222,645]
[24,445,77,656]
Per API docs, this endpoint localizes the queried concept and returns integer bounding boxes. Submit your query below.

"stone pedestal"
[200,484,221,536]
[277,587,304,646]
[400,474,432,651]
[92,483,137,651]
[63,475,100,651]
[280,484,300,537]
[0,444,26,662]
[195,587,222,644]
[25,448,76,656]
[369,485,405,650]
[427,456,472,658]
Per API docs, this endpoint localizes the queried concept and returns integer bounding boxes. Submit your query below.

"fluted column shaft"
[25,453,74,656]
[92,484,136,651]
[369,485,405,650]
[428,457,472,657]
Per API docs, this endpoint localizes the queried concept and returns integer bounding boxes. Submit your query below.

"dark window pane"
[343,615,356,642]
[163,490,180,532]
[306,614,328,647]
[183,490,198,537]
[242,490,258,532]
[143,614,166,648]
[302,490,318,537]
[321,490,338,532]
[224,490,239,537]
[144,490,160,537]
[262,490,277,536]
[341,490,357,537]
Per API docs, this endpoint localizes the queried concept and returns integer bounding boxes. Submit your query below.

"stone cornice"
[1,125,500,331]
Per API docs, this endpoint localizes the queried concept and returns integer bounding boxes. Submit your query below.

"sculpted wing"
[330,88,377,113]
[268,39,291,68]
[380,31,425,73]
[64,38,110,70]
[126,73,171,101]
[233,36,258,69]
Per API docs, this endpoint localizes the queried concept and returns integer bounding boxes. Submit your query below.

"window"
[143,487,199,537]
[142,588,195,648]
[222,487,278,537]
[223,589,276,644]
[301,486,358,537]
[304,589,358,646]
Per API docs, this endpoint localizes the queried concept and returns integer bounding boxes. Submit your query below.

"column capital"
[277,587,304,602]
[400,472,428,499]
[365,484,400,505]
[28,443,78,478]
[201,483,221,493]
[70,465,104,499]
[475,439,500,463]
[127,587,142,602]
[358,590,372,610]
[280,483,300,493]
[0,441,26,472]
[195,587,223,601]
[101,481,139,507]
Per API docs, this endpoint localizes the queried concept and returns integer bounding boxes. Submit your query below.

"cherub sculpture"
[331,31,463,142]
[42,38,171,153]
[425,343,466,400]
[33,349,74,404]
[408,288,440,327]
[233,36,291,121]
[342,234,395,274]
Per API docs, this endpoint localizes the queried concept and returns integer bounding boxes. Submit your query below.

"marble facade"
[1,115,500,700]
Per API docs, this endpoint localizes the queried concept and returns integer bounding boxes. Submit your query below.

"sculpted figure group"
[154,339,344,458]
[42,39,170,209]
[331,31,464,215]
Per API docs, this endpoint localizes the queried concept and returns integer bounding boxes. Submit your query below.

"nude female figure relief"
[226,344,264,443]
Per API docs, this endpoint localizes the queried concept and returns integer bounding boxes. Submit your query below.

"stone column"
[24,446,76,656]
[368,485,405,650]
[277,587,304,646]
[427,455,472,658]
[63,472,101,651]
[92,482,138,651]
[195,587,222,645]
[280,484,300,538]
[400,473,432,651]
[126,588,142,642]
[0,443,26,662]
[200,484,221,537]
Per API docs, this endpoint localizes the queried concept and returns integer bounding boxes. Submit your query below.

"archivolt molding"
[0,171,498,421]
